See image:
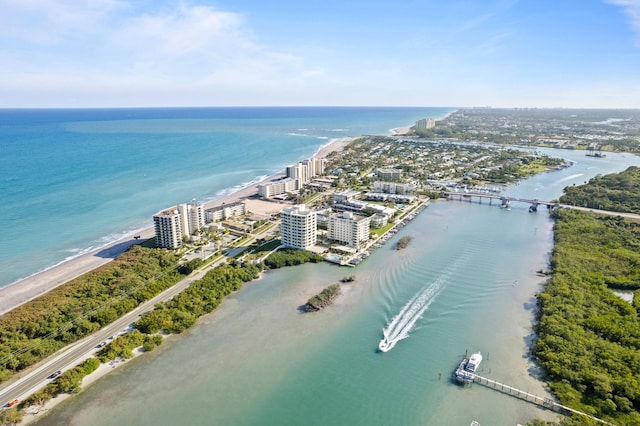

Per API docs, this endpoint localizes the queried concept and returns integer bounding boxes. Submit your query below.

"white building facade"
[280,204,317,250]
[328,212,371,248]
[376,168,402,181]
[258,178,300,198]
[153,209,183,249]
[415,118,435,129]
[205,201,246,222]
[373,181,415,194]
[153,203,204,249]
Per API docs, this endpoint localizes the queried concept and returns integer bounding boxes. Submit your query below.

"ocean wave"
[204,174,272,201]
[287,132,309,137]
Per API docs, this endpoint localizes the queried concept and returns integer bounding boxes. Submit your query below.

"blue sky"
[1,0,639,108]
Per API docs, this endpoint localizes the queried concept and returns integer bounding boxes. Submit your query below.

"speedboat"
[378,338,393,352]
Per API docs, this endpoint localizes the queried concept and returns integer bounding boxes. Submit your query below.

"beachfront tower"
[153,203,204,249]
[415,118,435,130]
[280,204,317,250]
[153,208,183,249]
[178,203,205,236]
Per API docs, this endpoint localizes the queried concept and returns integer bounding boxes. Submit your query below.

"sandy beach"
[390,126,412,135]
[0,137,355,316]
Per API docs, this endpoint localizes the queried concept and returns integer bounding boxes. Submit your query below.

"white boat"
[378,338,392,352]
[454,351,483,383]
[466,352,483,373]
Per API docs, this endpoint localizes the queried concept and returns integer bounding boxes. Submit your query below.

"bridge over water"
[443,191,640,221]
[443,191,558,211]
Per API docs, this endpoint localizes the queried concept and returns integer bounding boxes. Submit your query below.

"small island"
[304,284,341,312]
[340,275,355,283]
[396,236,413,250]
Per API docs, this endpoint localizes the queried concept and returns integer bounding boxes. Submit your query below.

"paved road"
[561,204,640,220]
[0,217,283,408]
[0,269,208,407]
[0,219,282,407]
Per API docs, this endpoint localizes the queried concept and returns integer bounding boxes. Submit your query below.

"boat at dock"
[454,352,483,383]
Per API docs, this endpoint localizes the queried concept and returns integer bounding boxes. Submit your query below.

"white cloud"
[0,0,125,44]
[0,1,324,106]
[607,0,640,41]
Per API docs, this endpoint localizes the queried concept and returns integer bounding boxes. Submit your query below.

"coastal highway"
[0,267,211,408]
[0,218,274,407]
[562,204,640,220]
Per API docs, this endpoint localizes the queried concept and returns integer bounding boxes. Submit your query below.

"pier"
[468,373,614,425]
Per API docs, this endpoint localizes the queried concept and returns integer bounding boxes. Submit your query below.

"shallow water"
[35,149,640,425]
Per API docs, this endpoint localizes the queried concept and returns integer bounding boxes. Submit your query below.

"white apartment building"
[179,203,204,236]
[260,157,327,200]
[280,204,317,250]
[376,168,402,181]
[328,211,371,248]
[333,189,361,204]
[373,181,415,195]
[153,203,204,249]
[286,157,327,183]
[258,178,300,198]
[153,209,183,249]
[415,118,435,129]
[205,201,246,222]
[305,157,327,178]
[286,163,309,183]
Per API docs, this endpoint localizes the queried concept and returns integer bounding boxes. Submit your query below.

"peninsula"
[0,110,614,425]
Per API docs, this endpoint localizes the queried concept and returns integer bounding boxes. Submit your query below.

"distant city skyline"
[1,0,639,108]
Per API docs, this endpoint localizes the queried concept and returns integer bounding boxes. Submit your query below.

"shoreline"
[0,136,356,317]
[14,155,415,425]
[390,109,457,136]
[20,345,151,425]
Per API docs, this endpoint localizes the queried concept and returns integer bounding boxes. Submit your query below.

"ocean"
[0,107,452,288]
[31,143,640,424]
[4,107,640,425]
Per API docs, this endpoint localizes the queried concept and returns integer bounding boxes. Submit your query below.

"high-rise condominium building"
[153,203,204,249]
[327,211,371,248]
[280,204,317,250]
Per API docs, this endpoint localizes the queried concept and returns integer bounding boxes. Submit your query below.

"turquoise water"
[0,107,452,287]
[35,149,640,425]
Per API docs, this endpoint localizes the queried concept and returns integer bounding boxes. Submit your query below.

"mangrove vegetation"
[534,209,640,425]
[304,284,341,312]
[0,245,184,383]
[559,166,640,214]
[396,236,412,250]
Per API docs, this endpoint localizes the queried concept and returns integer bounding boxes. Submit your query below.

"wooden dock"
[470,373,614,425]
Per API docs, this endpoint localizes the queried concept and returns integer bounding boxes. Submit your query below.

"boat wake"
[378,279,443,352]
